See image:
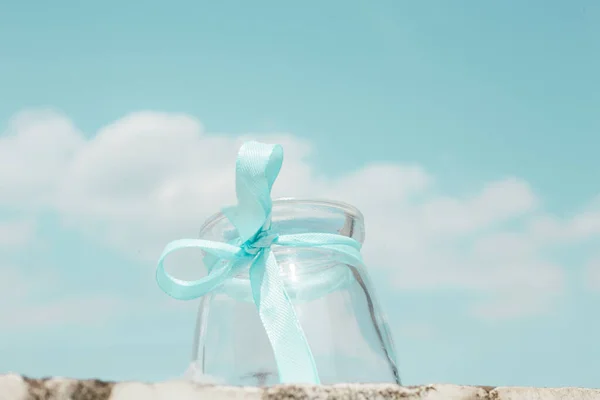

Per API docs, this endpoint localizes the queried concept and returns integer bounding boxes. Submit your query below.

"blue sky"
[1,0,599,388]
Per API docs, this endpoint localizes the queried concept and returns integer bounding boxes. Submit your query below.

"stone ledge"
[1,374,599,400]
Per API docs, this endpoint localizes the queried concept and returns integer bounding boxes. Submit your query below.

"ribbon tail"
[249,250,320,384]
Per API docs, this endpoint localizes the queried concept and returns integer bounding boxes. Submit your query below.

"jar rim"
[199,197,364,236]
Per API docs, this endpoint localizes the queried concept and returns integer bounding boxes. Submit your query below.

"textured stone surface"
[1,374,599,400]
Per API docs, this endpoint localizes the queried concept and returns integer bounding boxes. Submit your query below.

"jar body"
[187,199,400,385]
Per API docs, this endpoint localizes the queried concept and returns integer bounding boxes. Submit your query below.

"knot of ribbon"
[240,229,279,256]
[156,141,365,384]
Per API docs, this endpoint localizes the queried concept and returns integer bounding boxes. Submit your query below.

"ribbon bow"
[156,141,364,384]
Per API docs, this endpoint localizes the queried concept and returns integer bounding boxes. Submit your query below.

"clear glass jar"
[186,198,400,386]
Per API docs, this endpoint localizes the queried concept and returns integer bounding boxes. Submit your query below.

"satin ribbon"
[156,141,365,384]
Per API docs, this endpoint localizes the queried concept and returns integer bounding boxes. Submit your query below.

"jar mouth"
[199,197,365,241]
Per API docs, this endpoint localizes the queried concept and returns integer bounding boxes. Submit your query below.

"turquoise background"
[0,0,599,387]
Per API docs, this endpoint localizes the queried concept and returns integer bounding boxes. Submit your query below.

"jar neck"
[199,198,365,245]
[198,198,366,302]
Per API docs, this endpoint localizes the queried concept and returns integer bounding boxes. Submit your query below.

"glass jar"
[185,198,400,386]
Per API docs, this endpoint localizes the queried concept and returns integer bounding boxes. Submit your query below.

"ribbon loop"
[156,141,365,385]
[222,142,283,243]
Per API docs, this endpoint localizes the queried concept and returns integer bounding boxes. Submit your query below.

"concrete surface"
[1,374,599,400]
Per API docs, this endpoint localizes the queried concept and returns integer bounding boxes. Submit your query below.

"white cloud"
[0,109,83,209]
[1,294,126,329]
[0,219,36,248]
[1,108,599,319]
[526,198,600,245]
[585,257,600,290]
[0,265,131,329]
[0,265,44,300]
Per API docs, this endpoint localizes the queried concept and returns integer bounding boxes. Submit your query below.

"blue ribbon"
[156,141,365,384]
